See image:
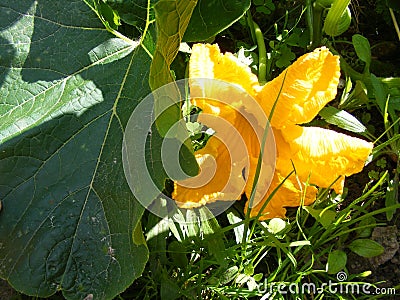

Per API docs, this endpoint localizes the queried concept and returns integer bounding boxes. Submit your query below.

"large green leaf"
[104,0,251,43]
[105,0,154,29]
[0,1,151,299]
[183,0,251,42]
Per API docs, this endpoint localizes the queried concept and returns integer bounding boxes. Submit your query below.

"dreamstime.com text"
[257,274,396,298]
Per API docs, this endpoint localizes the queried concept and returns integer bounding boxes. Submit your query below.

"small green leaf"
[352,34,371,66]
[319,106,367,133]
[264,0,275,11]
[253,273,263,281]
[348,239,385,258]
[97,0,121,29]
[371,73,387,113]
[183,0,251,42]
[327,250,347,274]
[356,217,376,238]
[275,45,296,68]
[186,121,202,134]
[377,157,387,169]
[133,221,147,245]
[304,207,336,229]
[285,28,309,48]
[244,264,255,276]
[218,266,239,285]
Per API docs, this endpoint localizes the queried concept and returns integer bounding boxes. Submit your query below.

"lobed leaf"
[0,1,152,299]
[304,207,336,229]
[183,0,251,42]
[105,0,154,29]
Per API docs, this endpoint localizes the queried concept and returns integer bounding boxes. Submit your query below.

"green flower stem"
[248,13,267,85]
[306,0,314,45]
[389,8,400,42]
[310,1,324,48]
[253,21,267,84]
[246,12,257,45]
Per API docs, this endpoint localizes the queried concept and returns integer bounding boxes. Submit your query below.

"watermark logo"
[122,78,276,223]
[336,271,347,281]
[257,272,396,298]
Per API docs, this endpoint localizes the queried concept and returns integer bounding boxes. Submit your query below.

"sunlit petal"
[189,44,259,97]
[277,125,373,193]
[245,171,318,220]
[256,47,340,128]
[172,136,246,208]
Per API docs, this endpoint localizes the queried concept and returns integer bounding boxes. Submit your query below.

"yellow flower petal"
[172,136,247,208]
[245,171,318,220]
[276,125,373,193]
[173,105,275,209]
[243,157,275,208]
[189,44,259,97]
[256,47,340,128]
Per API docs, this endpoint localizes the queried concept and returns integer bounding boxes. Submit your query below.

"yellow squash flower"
[172,44,373,219]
